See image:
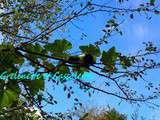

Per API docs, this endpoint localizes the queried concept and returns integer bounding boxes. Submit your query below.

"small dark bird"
[82,54,95,68]
[68,56,80,64]
[68,54,95,68]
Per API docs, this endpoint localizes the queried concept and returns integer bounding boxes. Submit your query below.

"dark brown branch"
[74,78,151,102]
[0,28,32,40]
[15,47,157,102]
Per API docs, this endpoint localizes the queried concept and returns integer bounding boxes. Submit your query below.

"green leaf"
[0,81,20,110]
[45,39,72,52]
[150,0,155,5]
[24,43,34,51]
[74,67,88,76]
[107,19,115,24]
[45,62,55,70]
[58,65,70,75]
[24,77,44,96]
[34,43,43,53]
[101,47,118,70]
[55,7,61,13]
[0,89,19,109]
[79,44,100,57]
[39,49,48,60]
[0,44,24,72]
[44,39,72,58]
[120,56,132,69]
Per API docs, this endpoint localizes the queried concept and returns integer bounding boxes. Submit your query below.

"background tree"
[0,0,160,119]
[76,106,126,120]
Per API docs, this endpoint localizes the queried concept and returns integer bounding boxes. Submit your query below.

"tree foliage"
[0,0,160,119]
[78,107,126,120]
